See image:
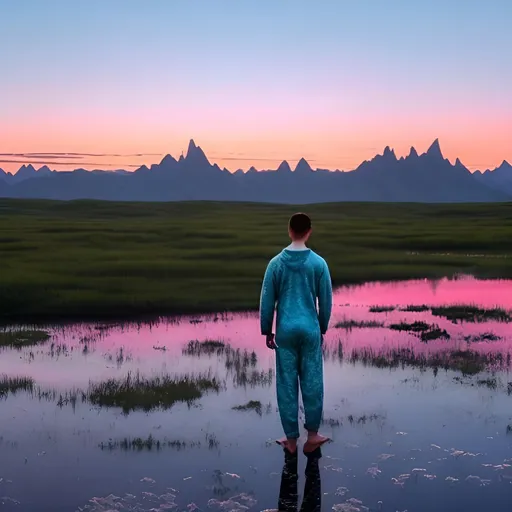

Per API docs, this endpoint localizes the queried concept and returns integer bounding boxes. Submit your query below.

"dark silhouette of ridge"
[277,160,292,173]
[424,138,443,159]
[474,159,512,195]
[294,158,314,174]
[0,138,510,203]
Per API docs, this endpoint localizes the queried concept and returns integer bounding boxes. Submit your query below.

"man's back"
[260,212,332,453]
[260,248,332,339]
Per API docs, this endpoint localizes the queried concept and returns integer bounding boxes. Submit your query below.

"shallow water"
[1,276,512,511]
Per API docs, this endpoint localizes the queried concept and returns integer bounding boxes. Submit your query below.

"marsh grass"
[0,375,34,398]
[0,330,51,348]
[183,340,227,357]
[183,340,269,388]
[104,347,132,367]
[345,344,509,375]
[431,305,512,323]
[476,377,498,390]
[99,435,202,452]
[399,305,431,312]
[389,321,450,342]
[347,413,385,425]
[232,400,270,416]
[420,327,450,342]
[335,319,385,329]
[389,321,432,332]
[87,371,221,413]
[369,306,396,313]
[321,413,385,428]
[3,200,512,322]
[464,332,502,342]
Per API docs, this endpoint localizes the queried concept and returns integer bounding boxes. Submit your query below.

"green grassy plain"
[1,198,512,322]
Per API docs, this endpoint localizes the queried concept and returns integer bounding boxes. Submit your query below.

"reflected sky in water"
[1,276,512,511]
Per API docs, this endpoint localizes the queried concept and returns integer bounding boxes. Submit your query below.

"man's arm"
[259,260,277,336]
[318,262,333,335]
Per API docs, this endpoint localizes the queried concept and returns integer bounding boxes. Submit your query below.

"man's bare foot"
[303,433,330,453]
[276,437,298,454]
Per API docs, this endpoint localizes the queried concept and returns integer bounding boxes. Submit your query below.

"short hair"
[289,212,312,236]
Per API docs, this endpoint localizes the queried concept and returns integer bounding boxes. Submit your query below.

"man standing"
[260,212,332,454]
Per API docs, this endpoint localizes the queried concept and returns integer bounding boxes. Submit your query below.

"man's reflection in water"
[278,448,322,512]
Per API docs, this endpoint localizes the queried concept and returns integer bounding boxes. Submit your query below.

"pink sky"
[1,106,510,174]
[2,1,511,176]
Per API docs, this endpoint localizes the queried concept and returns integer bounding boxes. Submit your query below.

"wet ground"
[1,276,512,511]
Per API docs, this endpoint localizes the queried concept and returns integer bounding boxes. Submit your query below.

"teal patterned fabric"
[259,249,333,438]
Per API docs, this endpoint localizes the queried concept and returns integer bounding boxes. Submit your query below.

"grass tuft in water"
[232,400,263,415]
[389,321,450,342]
[419,327,450,342]
[464,332,502,342]
[346,344,506,376]
[87,371,221,414]
[183,340,268,388]
[389,321,432,332]
[347,413,385,425]
[335,319,384,329]
[182,339,227,357]
[99,435,201,451]
[369,305,396,313]
[476,377,498,390]
[399,305,431,312]
[0,375,34,398]
[431,305,511,323]
[0,330,51,349]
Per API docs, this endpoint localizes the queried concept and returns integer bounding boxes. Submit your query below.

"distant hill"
[0,139,510,203]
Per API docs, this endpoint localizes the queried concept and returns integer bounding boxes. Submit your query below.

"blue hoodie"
[259,249,333,338]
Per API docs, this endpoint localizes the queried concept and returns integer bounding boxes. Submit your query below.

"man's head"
[288,212,312,241]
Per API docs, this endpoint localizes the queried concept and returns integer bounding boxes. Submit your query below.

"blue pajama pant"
[275,330,324,439]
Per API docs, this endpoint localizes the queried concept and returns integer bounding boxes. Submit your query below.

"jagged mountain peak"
[160,154,177,166]
[454,158,470,172]
[425,138,444,159]
[18,164,36,174]
[408,146,418,158]
[187,139,197,154]
[294,157,313,173]
[185,139,210,167]
[277,160,292,173]
[383,146,396,158]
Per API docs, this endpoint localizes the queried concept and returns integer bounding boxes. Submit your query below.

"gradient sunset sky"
[1,0,511,174]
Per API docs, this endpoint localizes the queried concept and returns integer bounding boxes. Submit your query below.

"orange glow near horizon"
[1,105,510,175]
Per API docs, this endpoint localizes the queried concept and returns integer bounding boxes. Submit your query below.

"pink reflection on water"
[334,276,512,308]
[329,276,512,362]
[1,277,511,387]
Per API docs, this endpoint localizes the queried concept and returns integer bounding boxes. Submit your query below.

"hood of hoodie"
[279,249,311,270]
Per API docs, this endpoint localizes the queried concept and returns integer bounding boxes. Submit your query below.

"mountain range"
[1,139,511,203]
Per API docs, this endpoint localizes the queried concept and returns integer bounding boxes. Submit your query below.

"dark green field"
[1,199,512,323]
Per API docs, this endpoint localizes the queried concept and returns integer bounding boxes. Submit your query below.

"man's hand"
[266,333,277,350]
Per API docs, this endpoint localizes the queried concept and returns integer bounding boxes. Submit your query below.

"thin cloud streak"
[215,156,318,163]
[0,159,140,168]
[0,152,162,158]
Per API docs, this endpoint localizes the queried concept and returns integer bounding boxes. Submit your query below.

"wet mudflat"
[1,276,512,511]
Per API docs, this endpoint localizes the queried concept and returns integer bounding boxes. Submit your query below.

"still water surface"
[1,276,512,511]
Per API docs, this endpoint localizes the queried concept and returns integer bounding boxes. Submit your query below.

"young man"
[259,212,333,454]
